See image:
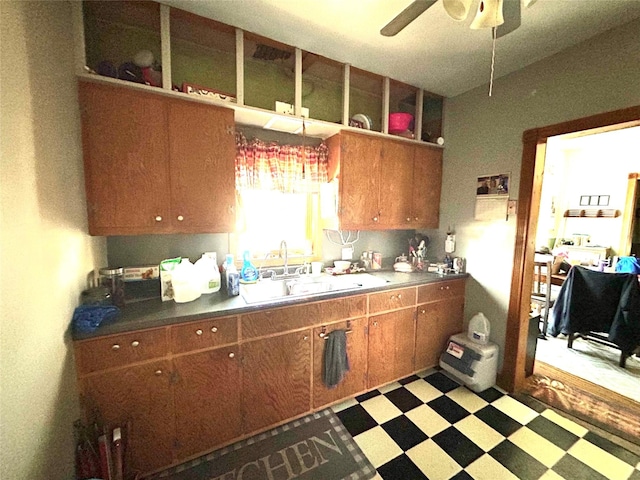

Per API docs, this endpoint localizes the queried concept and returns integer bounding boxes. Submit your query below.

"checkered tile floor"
[332,370,640,480]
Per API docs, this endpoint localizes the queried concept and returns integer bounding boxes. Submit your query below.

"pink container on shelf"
[388,112,414,133]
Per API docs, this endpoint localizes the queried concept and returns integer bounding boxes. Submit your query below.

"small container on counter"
[81,286,112,306]
[99,267,125,307]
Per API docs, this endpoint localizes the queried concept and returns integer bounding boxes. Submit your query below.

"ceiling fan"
[380,0,533,38]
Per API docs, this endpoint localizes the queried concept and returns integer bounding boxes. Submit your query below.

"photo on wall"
[476,173,509,196]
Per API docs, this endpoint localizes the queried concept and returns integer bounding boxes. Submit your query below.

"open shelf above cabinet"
[76,0,444,143]
[563,209,621,218]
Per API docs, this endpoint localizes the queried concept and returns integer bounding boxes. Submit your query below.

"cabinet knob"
[196,329,203,336]
[211,327,218,333]
[303,335,309,341]
[131,341,140,347]
[373,321,378,327]
[155,215,162,222]
[228,352,235,359]
[421,309,426,314]
[154,369,163,376]
[414,217,419,222]
[398,293,402,299]
[372,216,379,222]
[406,217,411,222]
[177,215,184,221]
[111,344,120,351]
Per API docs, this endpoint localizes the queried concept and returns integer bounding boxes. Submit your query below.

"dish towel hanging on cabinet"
[323,329,350,388]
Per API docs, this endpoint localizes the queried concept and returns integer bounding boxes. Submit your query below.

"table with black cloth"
[548,266,640,363]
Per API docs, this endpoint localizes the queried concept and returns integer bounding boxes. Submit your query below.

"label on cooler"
[446,341,465,359]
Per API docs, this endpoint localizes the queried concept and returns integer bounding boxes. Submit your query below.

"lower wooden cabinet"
[312,317,368,409]
[81,360,174,474]
[415,297,465,371]
[173,346,242,460]
[241,330,312,434]
[368,308,416,388]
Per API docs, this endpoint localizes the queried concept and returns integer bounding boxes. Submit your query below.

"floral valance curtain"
[235,132,329,193]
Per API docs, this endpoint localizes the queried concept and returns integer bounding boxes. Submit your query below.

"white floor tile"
[353,426,402,468]
[360,395,402,424]
[406,439,462,480]
[568,438,634,480]
[454,415,505,452]
[405,404,450,437]
[465,453,519,480]
[508,427,566,468]
[446,386,489,413]
[541,409,589,438]
[492,395,539,425]
[404,379,443,403]
[331,397,358,413]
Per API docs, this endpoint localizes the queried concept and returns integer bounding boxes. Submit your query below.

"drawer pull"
[421,309,426,314]
[196,329,203,336]
[211,327,218,333]
[398,294,402,299]
[177,215,184,221]
[155,215,162,222]
[131,341,140,347]
[228,352,235,359]
[303,335,309,341]
[154,369,163,376]
[373,321,378,327]
[111,344,120,351]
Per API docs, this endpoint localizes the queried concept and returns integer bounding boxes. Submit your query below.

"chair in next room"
[531,259,556,339]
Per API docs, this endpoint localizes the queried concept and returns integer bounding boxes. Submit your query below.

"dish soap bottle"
[240,250,259,283]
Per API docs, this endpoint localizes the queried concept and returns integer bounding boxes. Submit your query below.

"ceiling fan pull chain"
[489,26,497,97]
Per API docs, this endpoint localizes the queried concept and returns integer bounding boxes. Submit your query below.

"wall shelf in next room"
[563,209,620,218]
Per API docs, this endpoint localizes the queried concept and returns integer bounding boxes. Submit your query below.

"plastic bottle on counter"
[99,267,125,307]
[240,250,259,283]
[195,252,221,294]
[224,254,240,297]
[172,258,201,303]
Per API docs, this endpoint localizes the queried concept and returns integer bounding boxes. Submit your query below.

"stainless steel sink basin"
[240,273,388,304]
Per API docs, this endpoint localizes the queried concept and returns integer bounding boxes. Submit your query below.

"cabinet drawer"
[170,316,238,354]
[368,287,416,314]
[241,296,365,340]
[417,279,466,304]
[76,328,168,375]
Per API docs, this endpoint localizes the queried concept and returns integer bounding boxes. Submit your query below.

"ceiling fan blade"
[380,0,439,37]
[496,0,521,38]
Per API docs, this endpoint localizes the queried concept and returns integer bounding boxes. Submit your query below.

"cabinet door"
[167,99,236,232]
[412,146,442,229]
[79,82,171,235]
[415,299,464,371]
[81,360,174,474]
[368,308,416,388]
[242,330,312,434]
[173,346,241,459]
[379,140,414,228]
[312,317,368,409]
[339,133,382,229]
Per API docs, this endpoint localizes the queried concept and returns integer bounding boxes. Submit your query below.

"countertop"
[72,270,468,341]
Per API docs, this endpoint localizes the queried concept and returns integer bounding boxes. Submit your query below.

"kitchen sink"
[240,273,388,304]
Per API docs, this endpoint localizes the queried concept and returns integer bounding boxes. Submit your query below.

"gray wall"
[440,18,640,369]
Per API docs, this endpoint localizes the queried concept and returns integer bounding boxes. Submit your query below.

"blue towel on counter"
[72,305,120,333]
[322,329,350,389]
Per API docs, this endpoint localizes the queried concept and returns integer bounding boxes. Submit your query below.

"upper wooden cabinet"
[79,81,235,235]
[326,131,442,230]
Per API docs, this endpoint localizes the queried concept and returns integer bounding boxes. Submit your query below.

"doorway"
[500,105,640,441]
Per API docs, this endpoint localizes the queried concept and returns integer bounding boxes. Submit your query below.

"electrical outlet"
[341,247,353,260]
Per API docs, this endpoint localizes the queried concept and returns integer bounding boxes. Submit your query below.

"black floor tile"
[583,431,640,466]
[552,453,609,480]
[489,440,548,480]
[432,427,484,468]
[424,371,460,393]
[398,374,421,385]
[335,404,378,437]
[475,387,504,403]
[377,453,428,480]
[450,471,474,480]
[381,415,428,451]
[526,415,579,451]
[356,389,381,402]
[629,469,640,480]
[385,387,423,413]
[427,396,470,424]
[510,393,547,413]
[474,405,522,437]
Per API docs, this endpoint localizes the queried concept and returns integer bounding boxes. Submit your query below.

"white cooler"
[439,333,499,392]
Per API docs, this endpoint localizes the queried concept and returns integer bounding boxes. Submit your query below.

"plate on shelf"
[351,113,371,130]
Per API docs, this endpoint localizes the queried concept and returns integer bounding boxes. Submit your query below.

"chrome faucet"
[279,240,289,275]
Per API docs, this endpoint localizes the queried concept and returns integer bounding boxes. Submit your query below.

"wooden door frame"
[500,105,640,393]
[620,173,640,255]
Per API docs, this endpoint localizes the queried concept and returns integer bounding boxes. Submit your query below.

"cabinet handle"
[303,335,309,341]
[398,293,402,299]
[406,217,411,222]
[177,215,184,221]
[131,341,140,347]
[111,344,120,351]
[228,352,235,359]
[421,309,426,314]
[155,215,162,222]
[196,329,203,336]
[211,327,218,333]
[154,369,163,376]
[372,216,379,222]
[373,321,378,327]
[414,217,419,221]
